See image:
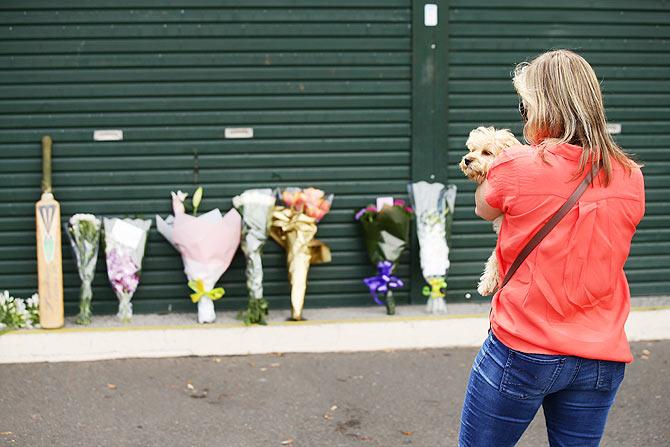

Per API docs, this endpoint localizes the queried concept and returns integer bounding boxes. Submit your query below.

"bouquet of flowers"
[355,199,414,315]
[66,214,101,324]
[156,188,241,324]
[270,187,332,321]
[233,189,276,325]
[0,290,39,331]
[103,217,151,322]
[408,182,457,314]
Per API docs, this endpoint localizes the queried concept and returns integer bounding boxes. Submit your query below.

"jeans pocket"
[500,350,566,400]
[596,360,626,391]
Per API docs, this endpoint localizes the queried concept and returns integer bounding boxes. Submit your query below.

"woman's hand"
[475,180,503,221]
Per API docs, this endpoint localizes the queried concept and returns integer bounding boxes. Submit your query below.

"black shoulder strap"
[498,166,600,291]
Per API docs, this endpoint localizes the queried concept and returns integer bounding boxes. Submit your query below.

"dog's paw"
[477,280,497,297]
[477,269,499,296]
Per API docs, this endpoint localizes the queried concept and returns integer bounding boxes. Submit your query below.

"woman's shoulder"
[490,144,534,170]
[611,158,645,197]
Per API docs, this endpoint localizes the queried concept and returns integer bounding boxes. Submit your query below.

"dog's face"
[459,127,520,184]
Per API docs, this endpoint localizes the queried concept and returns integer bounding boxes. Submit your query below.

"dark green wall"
[0,0,414,314]
[0,0,668,316]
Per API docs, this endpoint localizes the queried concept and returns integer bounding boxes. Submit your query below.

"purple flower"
[393,199,406,207]
[107,248,140,294]
[355,205,378,221]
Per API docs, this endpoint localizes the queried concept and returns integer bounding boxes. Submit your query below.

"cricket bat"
[35,135,64,329]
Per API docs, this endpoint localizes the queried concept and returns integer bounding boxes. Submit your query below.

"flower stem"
[385,290,396,315]
[75,280,93,325]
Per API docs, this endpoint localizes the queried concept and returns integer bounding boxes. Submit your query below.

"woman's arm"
[475,180,503,221]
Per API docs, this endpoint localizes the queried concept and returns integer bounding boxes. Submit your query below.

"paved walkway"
[1,340,668,446]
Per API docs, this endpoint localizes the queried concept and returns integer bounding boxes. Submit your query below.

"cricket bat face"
[36,192,64,329]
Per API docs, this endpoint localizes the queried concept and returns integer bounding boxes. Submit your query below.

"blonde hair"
[512,49,639,185]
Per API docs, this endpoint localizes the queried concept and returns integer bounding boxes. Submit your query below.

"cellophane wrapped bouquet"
[270,187,332,321]
[355,199,414,315]
[156,188,241,324]
[103,217,151,322]
[66,214,101,324]
[233,189,276,325]
[408,182,457,314]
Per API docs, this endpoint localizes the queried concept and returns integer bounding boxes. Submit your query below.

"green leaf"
[237,298,269,325]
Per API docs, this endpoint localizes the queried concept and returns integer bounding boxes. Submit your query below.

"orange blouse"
[485,143,645,363]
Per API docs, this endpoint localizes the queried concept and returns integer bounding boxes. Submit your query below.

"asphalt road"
[1,340,668,446]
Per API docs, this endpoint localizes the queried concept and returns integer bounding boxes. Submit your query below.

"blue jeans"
[459,331,625,446]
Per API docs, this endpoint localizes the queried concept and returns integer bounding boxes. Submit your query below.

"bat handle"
[41,135,52,194]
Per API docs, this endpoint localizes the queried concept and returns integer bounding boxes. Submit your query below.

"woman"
[459,50,645,446]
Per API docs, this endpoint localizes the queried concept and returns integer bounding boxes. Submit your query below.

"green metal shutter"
[446,0,670,301]
[0,0,413,314]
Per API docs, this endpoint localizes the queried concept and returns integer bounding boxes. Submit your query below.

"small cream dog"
[459,126,520,296]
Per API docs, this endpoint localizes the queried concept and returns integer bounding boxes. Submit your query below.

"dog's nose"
[464,158,472,166]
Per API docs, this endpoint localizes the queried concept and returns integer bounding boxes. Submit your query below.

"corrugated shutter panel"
[446,0,670,301]
[0,0,413,314]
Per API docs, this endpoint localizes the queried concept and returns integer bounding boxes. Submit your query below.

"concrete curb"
[1,308,668,364]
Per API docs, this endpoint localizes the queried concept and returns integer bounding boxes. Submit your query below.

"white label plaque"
[424,4,438,26]
[606,123,622,134]
[225,127,254,139]
[93,129,123,141]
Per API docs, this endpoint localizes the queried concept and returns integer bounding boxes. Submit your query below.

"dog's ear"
[466,126,496,151]
[493,128,521,151]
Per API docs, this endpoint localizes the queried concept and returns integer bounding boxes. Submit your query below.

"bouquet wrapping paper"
[103,217,151,322]
[408,182,457,314]
[356,200,413,315]
[156,191,241,323]
[233,189,276,325]
[66,214,101,324]
[270,188,332,321]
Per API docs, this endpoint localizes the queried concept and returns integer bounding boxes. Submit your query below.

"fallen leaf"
[186,383,195,390]
[190,390,208,399]
[213,358,222,363]
[260,367,268,372]
[271,363,280,368]
[106,383,117,390]
[642,349,651,356]
[280,438,294,445]
[323,413,333,420]
[330,405,338,411]
[0,432,13,436]
[402,431,414,436]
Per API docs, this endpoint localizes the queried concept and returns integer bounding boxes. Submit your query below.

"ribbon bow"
[422,277,446,299]
[363,260,404,306]
[188,279,225,303]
